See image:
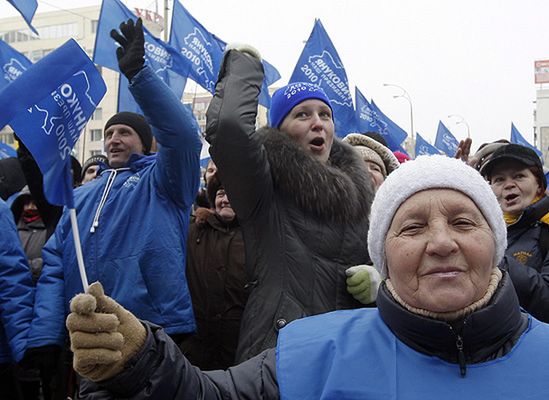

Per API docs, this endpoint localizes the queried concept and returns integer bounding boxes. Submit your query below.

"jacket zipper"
[449,323,467,377]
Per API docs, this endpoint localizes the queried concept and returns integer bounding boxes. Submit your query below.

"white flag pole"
[69,208,89,292]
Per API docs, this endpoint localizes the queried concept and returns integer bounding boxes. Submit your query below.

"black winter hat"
[104,112,153,154]
[81,154,108,179]
[480,144,546,190]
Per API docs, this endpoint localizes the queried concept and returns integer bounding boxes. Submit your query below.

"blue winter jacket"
[0,199,34,363]
[27,66,202,348]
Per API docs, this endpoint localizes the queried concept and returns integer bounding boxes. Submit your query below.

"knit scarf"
[385,268,502,322]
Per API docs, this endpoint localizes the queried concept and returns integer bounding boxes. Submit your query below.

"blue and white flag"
[510,122,543,158]
[0,141,15,159]
[0,39,106,207]
[169,0,279,108]
[355,88,407,151]
[290,19,355,136]
[355,87,406,151]
[93,0,189,114]
[415,133,441,157]
[434,121,459,157]
[7,0,38,35]
[0,39,32,90]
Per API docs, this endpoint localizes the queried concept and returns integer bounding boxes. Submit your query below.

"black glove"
[21,345,61,373]
[110,18,145,81]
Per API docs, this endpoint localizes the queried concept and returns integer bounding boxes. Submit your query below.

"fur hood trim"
[255,127,374,222]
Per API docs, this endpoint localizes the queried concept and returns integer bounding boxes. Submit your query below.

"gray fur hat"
[343,134,399,177]
[368,155,507,278]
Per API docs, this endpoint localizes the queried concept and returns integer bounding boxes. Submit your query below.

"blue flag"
[415,133,441,156]
[93,0,189,114]
[0,39,32,91]
[7,0,38,35]
[510,122,543,158]
[0,141,15,159]
[0,39,106,207]
[355,87,407,151]
[169,0,279,108]
[289,20,355,136]
[434,121,459,157]
[355,89,408,152]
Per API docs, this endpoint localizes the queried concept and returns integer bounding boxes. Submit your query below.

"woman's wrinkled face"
[366,161,385,192]
[489,160,543,216]
[279,99,334,164]
[384,189,495,313]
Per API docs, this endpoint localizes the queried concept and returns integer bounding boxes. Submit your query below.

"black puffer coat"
[504,196,549,322]
[205,50,374,361]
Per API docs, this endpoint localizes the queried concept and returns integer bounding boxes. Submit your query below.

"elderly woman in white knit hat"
[66,155,549,399]
[343,133,400,192]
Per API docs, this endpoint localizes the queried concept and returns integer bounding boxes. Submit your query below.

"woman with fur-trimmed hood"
[205,46,375,362]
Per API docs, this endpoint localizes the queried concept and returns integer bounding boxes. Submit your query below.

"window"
[90,129,102,142]
[91,20,98,33]
[92,108,102,120]
[90,150,103,156]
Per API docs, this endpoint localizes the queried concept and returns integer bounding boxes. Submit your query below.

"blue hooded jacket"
[0,199,34,363]
[28,66,202,348]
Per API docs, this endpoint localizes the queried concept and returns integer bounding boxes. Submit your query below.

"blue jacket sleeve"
[27,229,67,349]
[0,200,34,362]
[129,66,202,210]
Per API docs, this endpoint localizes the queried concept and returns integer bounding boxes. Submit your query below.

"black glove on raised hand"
[110,18,145,81]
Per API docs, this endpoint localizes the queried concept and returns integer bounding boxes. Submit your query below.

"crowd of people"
[1,18,549,399]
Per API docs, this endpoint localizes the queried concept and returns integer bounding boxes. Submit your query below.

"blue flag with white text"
[290,19,355,136]
[0,39,106,207]
[0,142,15,159]
[93,0,189,114]
[7,0,38,35]
[510,122,543,158]
[434,121,459,157]
[0,39,32,90]
[415,133,441,156]
[355,87,407,151]
[169,0,279,108]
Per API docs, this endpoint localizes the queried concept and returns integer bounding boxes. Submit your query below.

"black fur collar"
[255,127,374,222]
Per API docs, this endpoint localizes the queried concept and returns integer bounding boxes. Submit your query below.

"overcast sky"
[2,0,549,150]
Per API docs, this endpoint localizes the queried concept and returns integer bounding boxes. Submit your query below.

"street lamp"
[447,114,470,138]
[383,83,414,143]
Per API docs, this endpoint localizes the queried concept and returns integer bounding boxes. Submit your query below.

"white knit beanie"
[368,155,507,278]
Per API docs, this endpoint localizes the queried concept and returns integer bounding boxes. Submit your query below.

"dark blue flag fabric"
[415,132,441,156]
[0,39,106,207]
[289,19,355,137]
[0,142,15,159]
[434,120,459,157]
[510,122,543,158]
[0,39,32,90]
[7,0,38,35]
[169,0,279,108]
[94,0,189,114]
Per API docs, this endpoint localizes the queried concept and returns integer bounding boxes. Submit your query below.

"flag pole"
[69,208,89,292]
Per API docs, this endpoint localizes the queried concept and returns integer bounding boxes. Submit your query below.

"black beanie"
[104,112,153,154]
[81,154,108,179]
